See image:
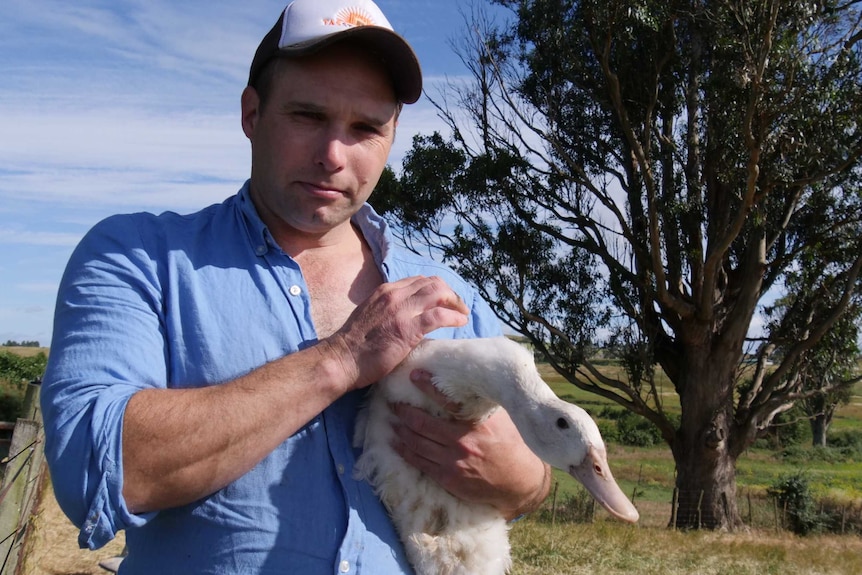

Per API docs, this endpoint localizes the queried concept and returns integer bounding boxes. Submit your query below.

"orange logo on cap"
[323,7,375,28]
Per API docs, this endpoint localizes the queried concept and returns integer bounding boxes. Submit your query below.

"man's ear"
[241,86,261,139]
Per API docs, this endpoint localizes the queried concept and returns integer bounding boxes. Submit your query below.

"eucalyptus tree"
[762,270,862,448]
[376,0,862,529]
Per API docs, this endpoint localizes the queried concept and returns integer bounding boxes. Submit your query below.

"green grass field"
[536,361,862,538]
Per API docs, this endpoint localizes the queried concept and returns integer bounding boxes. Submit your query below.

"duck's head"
[521,401,640,523]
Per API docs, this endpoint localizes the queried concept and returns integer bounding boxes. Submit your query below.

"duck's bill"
[568,445,639,523]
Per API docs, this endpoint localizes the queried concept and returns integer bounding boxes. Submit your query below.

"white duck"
[354,336,639,575]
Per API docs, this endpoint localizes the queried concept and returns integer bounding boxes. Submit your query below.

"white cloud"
[0,105,247,211]
[0,228,82,248]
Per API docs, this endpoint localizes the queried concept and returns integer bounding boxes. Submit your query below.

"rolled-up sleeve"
[42,215,164,549]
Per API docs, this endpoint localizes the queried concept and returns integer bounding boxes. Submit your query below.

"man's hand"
[322,276,469,393]
[390,369,551,520]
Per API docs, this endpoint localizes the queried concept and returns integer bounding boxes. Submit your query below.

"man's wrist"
[504,462,552,521]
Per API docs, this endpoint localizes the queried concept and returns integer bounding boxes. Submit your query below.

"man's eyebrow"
[282,100,325,115]
[282,100,395,128]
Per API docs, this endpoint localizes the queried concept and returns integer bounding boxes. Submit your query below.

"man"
[41,1,550,573]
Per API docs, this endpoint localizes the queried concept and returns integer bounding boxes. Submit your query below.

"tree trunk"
[672,436,741,530]
[670,345,744,531]
[810,413,829,448]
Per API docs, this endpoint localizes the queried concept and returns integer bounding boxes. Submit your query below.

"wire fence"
[0,381,46,575]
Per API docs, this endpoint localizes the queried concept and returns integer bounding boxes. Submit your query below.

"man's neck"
[272,220,362,261]
[291,222,383,339]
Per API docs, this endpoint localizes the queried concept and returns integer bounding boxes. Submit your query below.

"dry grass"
[0,347,49,358]
[510,518,862,575]
[18,474,125,575]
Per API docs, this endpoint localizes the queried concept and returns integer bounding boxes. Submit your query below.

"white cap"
[248,0,422,104]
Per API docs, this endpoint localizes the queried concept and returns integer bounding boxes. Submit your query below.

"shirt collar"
[237,180,272,256]
[235,179,394,270]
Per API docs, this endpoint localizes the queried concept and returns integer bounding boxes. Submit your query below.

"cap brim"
[249,24,422,105]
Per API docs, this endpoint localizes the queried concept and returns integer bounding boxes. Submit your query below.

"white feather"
[354,336,636,575]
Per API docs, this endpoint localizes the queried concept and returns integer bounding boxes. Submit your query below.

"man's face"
[242,43,399,245]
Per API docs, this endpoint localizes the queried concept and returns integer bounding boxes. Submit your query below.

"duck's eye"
[556,417,570,429]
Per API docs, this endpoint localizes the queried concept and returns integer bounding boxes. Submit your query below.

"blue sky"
[0,0,509,346]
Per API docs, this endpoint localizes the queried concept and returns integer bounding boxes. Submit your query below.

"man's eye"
[292,111,323,122]
[356,124,380,135]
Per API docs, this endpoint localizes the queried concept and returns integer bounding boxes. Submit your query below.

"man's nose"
[314,131,347,172]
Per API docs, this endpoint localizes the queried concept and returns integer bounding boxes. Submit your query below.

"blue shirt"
[41,181,502,575]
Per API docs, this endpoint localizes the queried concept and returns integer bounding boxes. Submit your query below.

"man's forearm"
[121,343,351,513]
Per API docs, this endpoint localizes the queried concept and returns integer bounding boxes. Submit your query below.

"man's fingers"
[329,276,469,389]
[390,402,472,447]
[409,369,463,414]
[408,276,469,333]
[410,276,469,314]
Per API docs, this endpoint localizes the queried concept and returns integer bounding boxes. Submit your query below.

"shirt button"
[339,560,350,573]
[255,245,267,256]
[289,285,302,296]
[337,463,345,475]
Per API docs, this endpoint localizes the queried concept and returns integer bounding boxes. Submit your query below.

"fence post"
[747,491,752,526]
[696,490,704,529]
[631,464,643,507]
[0,420,39,574]
[21,380,41,422]
[550,481,558,525]
[0,380,45,575]
[671,488,679,530]
[773,497,780,532]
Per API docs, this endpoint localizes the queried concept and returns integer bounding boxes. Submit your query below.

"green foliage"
[753,407,809,450]
[827,429,862,459]
[2,340,40,347]
[597,405,624,420]
[616,410,662,447]
[768,472,826,535]
[596,419,619,443]
[0,391,24,422]
[535,486,597,524]
[780,444,859,465]
[0,350,45,422]
[764,470,860,535]
[0,350,47,390]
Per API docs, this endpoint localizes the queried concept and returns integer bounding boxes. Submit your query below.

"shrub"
[0,351,45,422]
[616,411,661,447]
[596,419,619,443]
[828,429,862,458]
[537,486,596,524]
[778,429,862,464]
[768,472,827,535]
[0,351,47,390]
[0,391,24,422]
[754,407,809,450]
[597,406,624,420]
